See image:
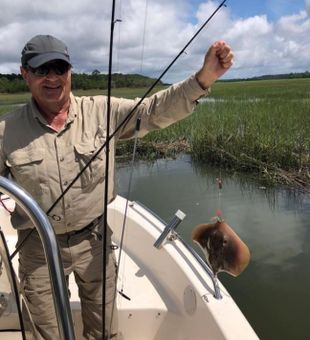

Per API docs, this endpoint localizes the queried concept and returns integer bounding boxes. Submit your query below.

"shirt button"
[51,215,61,221]
[59,156,64,162]
[64,181,68,186]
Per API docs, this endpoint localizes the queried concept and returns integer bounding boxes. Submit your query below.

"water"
[116,154,310,340]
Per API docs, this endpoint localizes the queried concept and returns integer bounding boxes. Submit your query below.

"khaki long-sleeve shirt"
[0,75,209,234]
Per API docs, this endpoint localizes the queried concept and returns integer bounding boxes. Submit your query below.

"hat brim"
[27,52,71,68]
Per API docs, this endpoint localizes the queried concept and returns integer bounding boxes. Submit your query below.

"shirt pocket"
[5,147,45,197]
[74,142,105,188]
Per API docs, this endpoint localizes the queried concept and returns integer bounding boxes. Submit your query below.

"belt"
[64,214,103,237]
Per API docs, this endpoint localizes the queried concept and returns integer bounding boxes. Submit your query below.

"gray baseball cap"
[21,35,71,68]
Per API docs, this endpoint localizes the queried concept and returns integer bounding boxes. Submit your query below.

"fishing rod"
[11,0,228,259]
[102,0,117,337]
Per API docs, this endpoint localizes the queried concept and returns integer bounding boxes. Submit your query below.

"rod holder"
[154,210,186,249]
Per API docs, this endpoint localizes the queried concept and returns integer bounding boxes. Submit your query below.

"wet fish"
[192,220,250,276]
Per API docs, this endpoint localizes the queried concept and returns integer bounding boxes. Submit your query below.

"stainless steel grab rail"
[175,235,222,299]
[0,177,75,340]
[132,200,222,299]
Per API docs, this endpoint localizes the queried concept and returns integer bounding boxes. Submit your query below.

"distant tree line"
[220,71,310,82]
[0,71,164,93]
[0,73,27,93]
[0,70,309,93]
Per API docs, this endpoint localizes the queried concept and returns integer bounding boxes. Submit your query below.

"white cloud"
[0,0,309,81]
[200,3,310,79]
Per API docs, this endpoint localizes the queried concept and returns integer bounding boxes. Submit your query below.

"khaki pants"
[17,222,118,339]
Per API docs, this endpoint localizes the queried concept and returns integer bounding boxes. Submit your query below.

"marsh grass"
[0,92,31,105]
[138,78,310,186]
[1,78,309,186]
[189,99,309,183]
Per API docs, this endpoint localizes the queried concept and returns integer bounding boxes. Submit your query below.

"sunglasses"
[27,61,71,76]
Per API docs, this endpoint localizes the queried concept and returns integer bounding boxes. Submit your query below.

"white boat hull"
[0,195,258,339]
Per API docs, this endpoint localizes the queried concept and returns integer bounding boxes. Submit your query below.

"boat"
[0,177,258,339]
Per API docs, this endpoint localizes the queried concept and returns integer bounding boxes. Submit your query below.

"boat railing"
[0,176,76,340]
[133,200,222,299]
[175,235,222,299]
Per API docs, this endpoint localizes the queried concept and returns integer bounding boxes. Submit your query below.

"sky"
[0,0,309,82]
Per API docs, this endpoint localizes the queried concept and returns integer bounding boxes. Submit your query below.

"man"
[0,35,233,339]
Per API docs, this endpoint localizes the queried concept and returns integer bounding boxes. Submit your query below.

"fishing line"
[140,0,149,73]
[109,115,141,333]
[216,155,223,221]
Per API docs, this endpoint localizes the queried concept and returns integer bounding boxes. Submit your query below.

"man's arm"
[195,40,234,89]
[113,40,234,139]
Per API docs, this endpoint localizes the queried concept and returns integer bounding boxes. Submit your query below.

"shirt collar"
[30,93,77,128]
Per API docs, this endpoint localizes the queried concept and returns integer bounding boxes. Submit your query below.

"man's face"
[21,60,71,112]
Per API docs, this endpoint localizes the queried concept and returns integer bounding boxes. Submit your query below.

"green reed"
[142,78,310,185]
[0,105,16,116]
[0,92,31,105]
[190,99,309,168]
[1,78,309,185]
